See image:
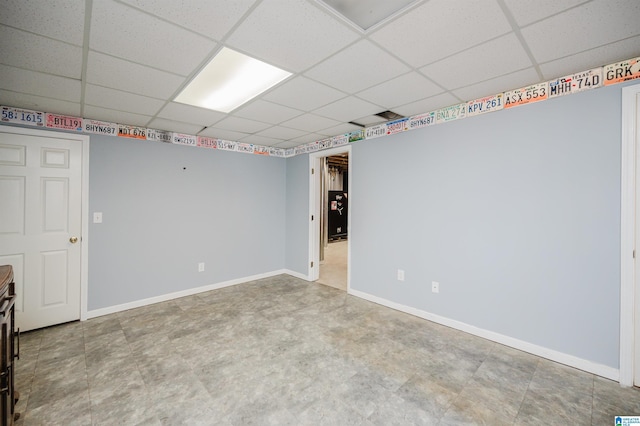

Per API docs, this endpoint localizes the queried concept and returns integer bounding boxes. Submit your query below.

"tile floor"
[317,240,348,291]
[14,274,640,425]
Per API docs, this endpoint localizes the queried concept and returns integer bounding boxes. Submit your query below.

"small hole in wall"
[183,167,187,170]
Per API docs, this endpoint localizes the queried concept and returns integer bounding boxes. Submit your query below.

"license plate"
[84,119,117,136]
[604,57,640,85]
[197,136,217,149]
[467,94,503,117]
[436,103,466,124]
[237,143,255,153]
[331,134,348,146]
[172,133,197,146]
[147,129,173,143]
[348,130,364,142]
[269,147,285,157]
[318,138,332,150]
[549,68,602,98]
[365,124,385,139]
[217,140,237,151]
[407,112,435,130]
[118,125,146,139]
[504,82,548,109]
[386,118,408,135]
[254,146,270,156]
[1,106,44,126]
[46,113,82,131]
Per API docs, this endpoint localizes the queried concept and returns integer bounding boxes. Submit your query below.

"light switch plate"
[93,212,103,223]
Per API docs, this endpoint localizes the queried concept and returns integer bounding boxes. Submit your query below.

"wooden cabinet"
[0,266,17,426]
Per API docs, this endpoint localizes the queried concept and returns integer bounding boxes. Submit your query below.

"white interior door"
[0,128,83,331]
[635,90,640,387]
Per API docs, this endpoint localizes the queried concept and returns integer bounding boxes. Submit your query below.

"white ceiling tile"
[521,0,640,63]
[85,85,164,116]
[198,127,249,140]
[420,34,532,90]
[452,68,540,102]
[289,133,324,144]
[147,118,203,135]
[90,0,216,76]
[0,26,82,79]
[120,0,258,41]
[356,72,443,109]
[0,64,80,102]
[279,114,341,133]
[540,36,640,80]
[83,105,152,127]
[274,140,301,149]
[0,0,84,45]
[305,40,410,93]
[226,0,359,72]
[210,116,271,133]
[234,100,303,124]
[503,0,590,26]
[256,126,308,140]
[369,0,511,67]
[0,90,80,116]
[263,76,346,111]
[86,52,185,99]
[313,97,383,122]
[353,115,384,126]
[393,92,461,118]
[238,134,281,146]
[158,103,226,126]
[320,122,362,136]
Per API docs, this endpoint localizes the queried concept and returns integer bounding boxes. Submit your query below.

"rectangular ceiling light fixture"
[175,47,292,113]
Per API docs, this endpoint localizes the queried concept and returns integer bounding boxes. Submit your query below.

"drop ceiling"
[0,0,639,149]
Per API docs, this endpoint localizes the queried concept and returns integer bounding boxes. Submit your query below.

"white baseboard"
[349,288,619,381]
[283,269,310,281]
[86,269,288,319]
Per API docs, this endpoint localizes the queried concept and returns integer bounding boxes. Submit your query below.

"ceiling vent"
[374,110,404,121]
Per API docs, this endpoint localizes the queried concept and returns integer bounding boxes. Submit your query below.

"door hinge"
[634,250,636,259]
[311,168,315,175]
[310,261,314,268]
[311,215,314,221]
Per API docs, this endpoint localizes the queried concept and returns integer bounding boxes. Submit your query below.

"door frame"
[0,125,89,322]
[620,83,640,386]
[308,145,352,289]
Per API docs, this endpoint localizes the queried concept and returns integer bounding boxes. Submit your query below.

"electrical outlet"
[397,269,405,281]
[432,281,439,293]
[198,262,205,272]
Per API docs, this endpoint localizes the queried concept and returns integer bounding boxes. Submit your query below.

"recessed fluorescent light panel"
[318,0,419,31]
[175,48,292,113]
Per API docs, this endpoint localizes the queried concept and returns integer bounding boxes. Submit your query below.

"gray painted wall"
[285,83,629,369]
[89,136,286,310]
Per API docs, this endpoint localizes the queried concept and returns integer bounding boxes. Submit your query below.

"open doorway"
[317,153,348,290]
[309,146,351,291]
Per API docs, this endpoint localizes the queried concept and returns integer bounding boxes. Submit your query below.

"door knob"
[69,236,78,244]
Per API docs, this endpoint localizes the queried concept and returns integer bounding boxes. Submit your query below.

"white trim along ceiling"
[0,0,639,157]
